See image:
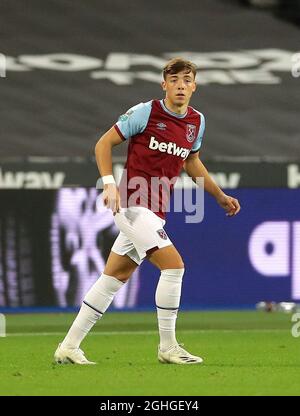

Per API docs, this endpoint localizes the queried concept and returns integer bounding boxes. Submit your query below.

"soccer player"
[54,58,240,365]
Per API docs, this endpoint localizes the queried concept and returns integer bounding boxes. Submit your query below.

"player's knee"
[177,263,185,271]
[169,259,184,269]
[103,271,130,282]
[161,258,184,270]
[174,254,185,270]
[168,248,184,269]
[165,259,185,270]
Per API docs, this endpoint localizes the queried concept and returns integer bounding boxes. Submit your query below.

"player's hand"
[103,183,121,215]
[216,193,241,217]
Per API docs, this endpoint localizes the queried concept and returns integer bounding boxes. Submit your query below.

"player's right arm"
[95,127,123,214]
[95,101,152,214]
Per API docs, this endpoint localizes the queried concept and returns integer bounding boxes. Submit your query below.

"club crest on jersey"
[186,124,196,143]
[157,228,168,240]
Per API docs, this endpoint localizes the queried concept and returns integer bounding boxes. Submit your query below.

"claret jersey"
[114,99,205,219]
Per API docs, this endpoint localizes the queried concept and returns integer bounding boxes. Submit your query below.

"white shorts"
[111,207,172,265]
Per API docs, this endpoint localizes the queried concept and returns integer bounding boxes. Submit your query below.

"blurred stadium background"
[0,0,299,312]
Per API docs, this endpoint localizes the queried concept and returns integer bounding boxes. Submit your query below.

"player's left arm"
[183,151,241,217]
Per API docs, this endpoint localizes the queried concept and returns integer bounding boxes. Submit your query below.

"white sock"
[61,273,124,349]
[155,268,184,352]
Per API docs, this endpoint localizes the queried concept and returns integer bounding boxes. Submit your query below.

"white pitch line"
[4,328,289,337]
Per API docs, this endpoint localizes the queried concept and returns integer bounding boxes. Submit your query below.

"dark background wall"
[0,0,299,161]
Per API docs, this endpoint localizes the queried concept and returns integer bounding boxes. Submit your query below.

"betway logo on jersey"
[149,136,190,160]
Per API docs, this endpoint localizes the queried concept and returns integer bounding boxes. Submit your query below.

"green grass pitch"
[0,310,300,396]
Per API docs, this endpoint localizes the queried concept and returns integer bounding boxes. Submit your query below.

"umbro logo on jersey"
[149,136,190,160]
[156,122,167,130]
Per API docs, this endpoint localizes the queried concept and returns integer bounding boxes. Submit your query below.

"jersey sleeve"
[190,113,205,153]
[114,101,152,140]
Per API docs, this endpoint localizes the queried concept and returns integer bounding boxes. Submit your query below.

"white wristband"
[102,175,116,185]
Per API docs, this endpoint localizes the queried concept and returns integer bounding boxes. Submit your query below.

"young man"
[54,58,240,365]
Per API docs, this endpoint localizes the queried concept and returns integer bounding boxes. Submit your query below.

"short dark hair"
[163,58,197,80]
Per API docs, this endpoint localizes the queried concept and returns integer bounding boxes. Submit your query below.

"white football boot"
[54,343,96,365]
[158,343,203,365]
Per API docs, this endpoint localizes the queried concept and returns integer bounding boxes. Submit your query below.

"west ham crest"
[157,228,168,240]
[186,124,196,143]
